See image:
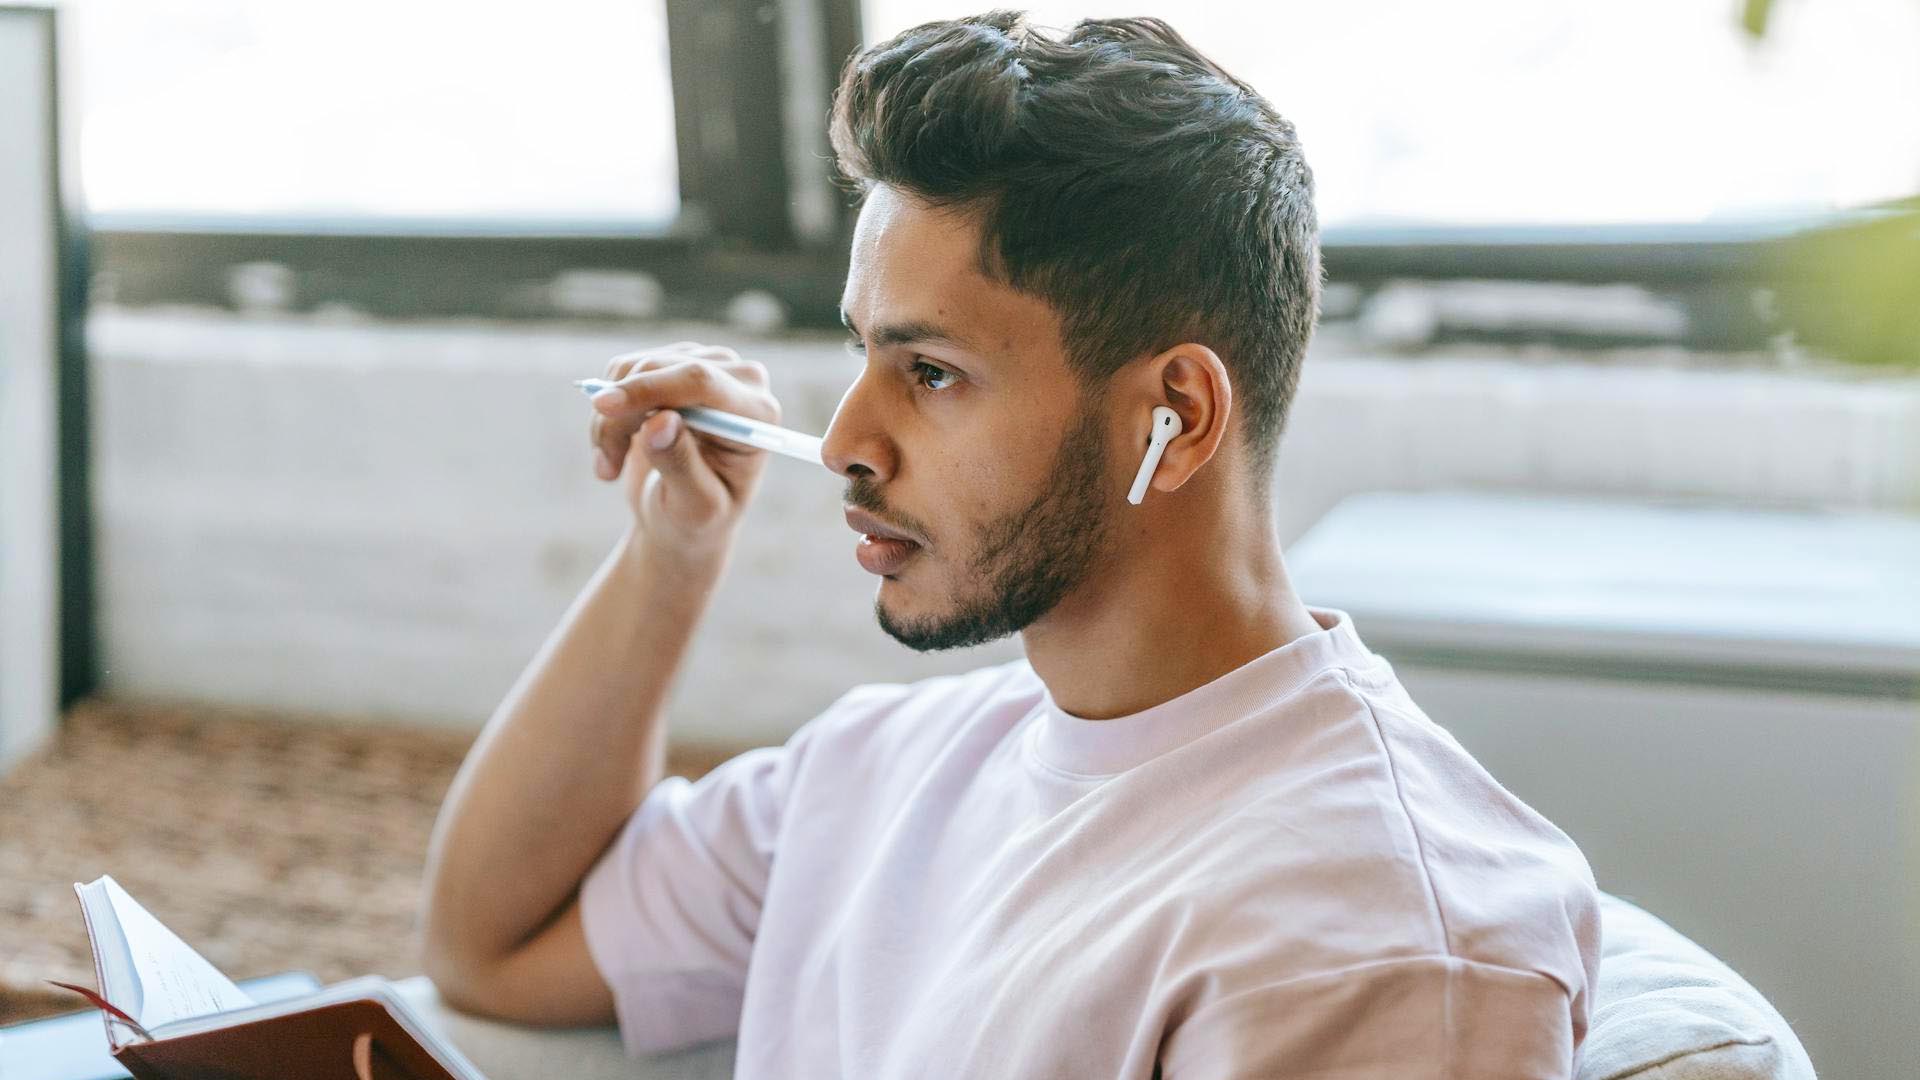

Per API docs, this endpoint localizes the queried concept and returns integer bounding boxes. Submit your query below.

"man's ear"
[1137,343,1231,495]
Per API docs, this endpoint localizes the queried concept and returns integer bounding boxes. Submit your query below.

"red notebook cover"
[112,997,471,1080]
[49,981,484,1080]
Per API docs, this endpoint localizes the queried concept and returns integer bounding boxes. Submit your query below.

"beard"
[870,391,1115,652]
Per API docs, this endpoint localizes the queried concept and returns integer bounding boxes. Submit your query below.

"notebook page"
[73,877,141,1032]
[97,875,256,1030]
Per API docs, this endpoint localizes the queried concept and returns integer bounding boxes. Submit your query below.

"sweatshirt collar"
[1029,607,1376,778]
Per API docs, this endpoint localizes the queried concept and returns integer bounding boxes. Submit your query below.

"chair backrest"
[1577,892,1816,1080]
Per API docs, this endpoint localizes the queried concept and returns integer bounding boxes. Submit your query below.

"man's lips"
[845,507,923,576]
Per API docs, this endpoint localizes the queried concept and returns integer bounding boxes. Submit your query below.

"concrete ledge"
[86,308,1920,738]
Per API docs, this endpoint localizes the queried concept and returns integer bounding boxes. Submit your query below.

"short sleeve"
[579,742,792,1056]
[1158,956,1578,1079]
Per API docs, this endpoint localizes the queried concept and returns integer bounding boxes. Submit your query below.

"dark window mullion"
[664,0,794,249]
[815,0,864,245]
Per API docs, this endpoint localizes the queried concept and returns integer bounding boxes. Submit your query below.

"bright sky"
[71,0,1920,227]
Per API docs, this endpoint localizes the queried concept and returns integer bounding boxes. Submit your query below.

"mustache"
[844,479,926,541]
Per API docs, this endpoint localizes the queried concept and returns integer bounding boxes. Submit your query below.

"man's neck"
[1020,515,1323,721]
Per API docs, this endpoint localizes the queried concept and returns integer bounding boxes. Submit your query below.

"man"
[419,11,1601,1077]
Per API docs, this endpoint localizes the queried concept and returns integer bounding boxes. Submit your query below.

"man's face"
[825,185,1121,652]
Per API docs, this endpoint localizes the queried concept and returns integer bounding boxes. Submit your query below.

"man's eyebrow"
[840,309,975,353]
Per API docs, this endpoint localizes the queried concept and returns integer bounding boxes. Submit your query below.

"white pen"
[572,377,825,467]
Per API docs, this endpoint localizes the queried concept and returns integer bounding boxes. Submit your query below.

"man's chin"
[873,593,932,649]
[874,593,1005,653]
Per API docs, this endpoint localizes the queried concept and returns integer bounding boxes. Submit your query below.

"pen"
[572,378,825,466]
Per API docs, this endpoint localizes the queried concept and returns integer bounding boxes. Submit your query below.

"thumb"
[635,409,727,511]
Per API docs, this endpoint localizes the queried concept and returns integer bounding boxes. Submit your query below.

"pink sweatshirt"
[581,608,1601,1077]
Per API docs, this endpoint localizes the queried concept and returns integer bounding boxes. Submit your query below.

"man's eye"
[911,360,959,392]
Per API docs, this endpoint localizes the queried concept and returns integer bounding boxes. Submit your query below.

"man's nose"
[820,377,896,483]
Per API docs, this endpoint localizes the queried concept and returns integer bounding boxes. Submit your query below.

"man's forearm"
[417,526,725,984]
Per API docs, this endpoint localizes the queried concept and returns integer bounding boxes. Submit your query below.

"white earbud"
[1126,406,1183,505]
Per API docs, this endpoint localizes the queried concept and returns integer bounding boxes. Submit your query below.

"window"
[80,0,1913,346]
[863,0,1920,227]
[72,0,679,227]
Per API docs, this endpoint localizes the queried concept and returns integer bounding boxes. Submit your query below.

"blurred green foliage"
[1772,203,1920,370]
[1744,0,1919,369]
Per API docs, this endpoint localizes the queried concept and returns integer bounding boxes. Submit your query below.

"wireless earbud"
[1126,406,1183,505]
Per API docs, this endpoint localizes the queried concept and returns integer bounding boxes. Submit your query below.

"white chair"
[1580,892,1816,1080]
[396,890,1815,1079]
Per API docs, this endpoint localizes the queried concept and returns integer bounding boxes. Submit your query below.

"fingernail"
[594,448,612,478]
[591,388,625,409]
[647,411,680,450]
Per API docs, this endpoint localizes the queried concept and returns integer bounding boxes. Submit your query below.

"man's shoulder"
[1147,665,1599,993]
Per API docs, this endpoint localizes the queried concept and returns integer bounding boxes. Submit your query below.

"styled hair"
[829,9,1320,491]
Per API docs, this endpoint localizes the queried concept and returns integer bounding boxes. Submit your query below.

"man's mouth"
[845,508,924,576]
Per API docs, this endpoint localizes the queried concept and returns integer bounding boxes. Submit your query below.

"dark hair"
[829,9,1319,492]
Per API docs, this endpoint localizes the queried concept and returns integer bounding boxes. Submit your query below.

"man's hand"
[588,342,781,560]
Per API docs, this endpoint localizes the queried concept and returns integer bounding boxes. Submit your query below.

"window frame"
[7,4,96,714]
[91,0,865,324]
[85,0,1856,348]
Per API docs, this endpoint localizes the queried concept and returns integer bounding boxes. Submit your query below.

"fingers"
[587,344,778,481]
[603,343,735,379]
[593,350,685,475]
[630,407,729,513]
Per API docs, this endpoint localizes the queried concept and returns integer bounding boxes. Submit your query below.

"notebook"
[35,874,487,1080]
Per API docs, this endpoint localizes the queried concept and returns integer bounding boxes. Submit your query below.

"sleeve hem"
[1160,955,1576,1078]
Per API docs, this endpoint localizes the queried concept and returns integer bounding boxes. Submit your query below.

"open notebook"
[50,875,487,1080]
